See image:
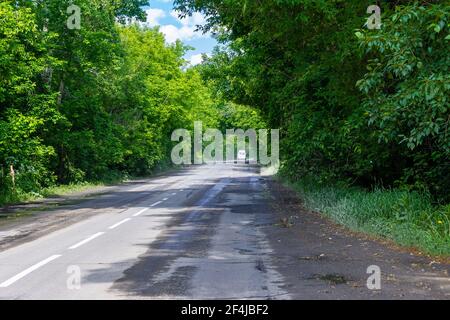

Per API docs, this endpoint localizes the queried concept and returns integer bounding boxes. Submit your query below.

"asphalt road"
[0,164,288,299]
[0,164,448,299]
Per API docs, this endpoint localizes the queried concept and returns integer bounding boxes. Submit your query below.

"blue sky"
[141,1,218,65]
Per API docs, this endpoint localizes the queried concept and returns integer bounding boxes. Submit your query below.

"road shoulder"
[263,178,450,299]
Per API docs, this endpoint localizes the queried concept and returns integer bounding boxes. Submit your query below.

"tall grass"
[284,177,450,256]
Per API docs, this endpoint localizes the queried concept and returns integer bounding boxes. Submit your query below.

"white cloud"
[170,10,207,27]
[189,54,205,66]
[160,25,197,43]
[144,8,166,27]
[142,8,209,44]
[188,53,211,66]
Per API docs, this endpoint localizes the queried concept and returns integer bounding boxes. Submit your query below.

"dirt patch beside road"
[263,179,450,299]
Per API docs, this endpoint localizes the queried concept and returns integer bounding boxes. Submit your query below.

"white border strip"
[108,218,131,230]
[68,232,105,250]
[0,255,62,288]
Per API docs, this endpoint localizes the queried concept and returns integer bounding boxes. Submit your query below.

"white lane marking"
[133,208,148,217]
[162,198,169,201]
[150,201,163,207]
[171,193,177,196]
[108,218,131,230]
[68,232,105,250]
[0,255,62,288]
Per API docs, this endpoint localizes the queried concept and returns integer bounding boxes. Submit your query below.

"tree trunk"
[57,78,65,105]
[9,164,15,190]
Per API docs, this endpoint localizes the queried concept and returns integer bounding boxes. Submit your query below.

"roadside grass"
[40,182,109,198]
[0,170,131,208]
[0,181,107,208]
[0,164,177,208]
[281,176,450,257]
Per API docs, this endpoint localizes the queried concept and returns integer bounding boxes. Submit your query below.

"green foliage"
[173,0,449,254]
[0,1,61,198]
[114,25,219,175]
[356,3,450,200]
[0,1,223,205]
[216,102,267,131]
[175,0,449,202]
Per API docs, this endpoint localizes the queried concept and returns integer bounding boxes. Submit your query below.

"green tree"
[174,0,449,201]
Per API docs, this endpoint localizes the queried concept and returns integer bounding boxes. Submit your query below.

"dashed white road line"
[150,201,163,207]
[0,255,62,288]
[0,191,182,289]
[133,208,148,217]
[0,194,174,287]
[68,232,105,250]
[108,218,131,230]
